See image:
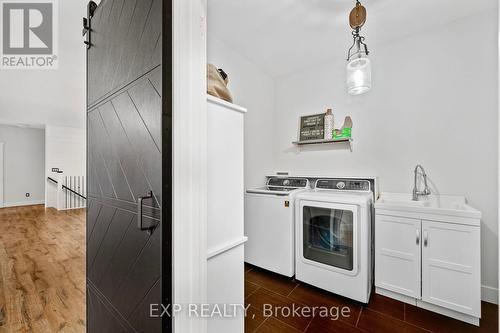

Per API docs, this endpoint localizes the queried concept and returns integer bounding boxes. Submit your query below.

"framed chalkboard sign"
[298,113,325,141]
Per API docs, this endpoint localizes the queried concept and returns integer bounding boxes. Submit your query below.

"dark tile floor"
[244,264,498,333]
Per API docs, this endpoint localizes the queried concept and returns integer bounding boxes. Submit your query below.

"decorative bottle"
[324,109,334,139]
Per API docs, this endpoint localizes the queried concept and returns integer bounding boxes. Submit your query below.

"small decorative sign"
[298,113,325,141]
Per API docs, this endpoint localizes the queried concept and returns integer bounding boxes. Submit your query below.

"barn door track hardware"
[83,1,98,49]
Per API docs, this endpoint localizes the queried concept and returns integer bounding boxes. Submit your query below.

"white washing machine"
[295,178,374,303]
[245,177,309,277]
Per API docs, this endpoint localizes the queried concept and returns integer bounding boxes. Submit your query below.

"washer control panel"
[267,177,309,188]
[315,179,370,192]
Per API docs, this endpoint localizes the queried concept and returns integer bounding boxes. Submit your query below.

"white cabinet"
[421,220,481,317]
[207,96,245,250]
[375,214,481,326]
[207,95,247,333]
[375,215,421,298]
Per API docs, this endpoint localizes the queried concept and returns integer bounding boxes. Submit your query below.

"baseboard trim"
[416,300,479,326]
[376,287,480,326]
[481,285,498,304]
[2,200,45,208]
[57,206,86,211]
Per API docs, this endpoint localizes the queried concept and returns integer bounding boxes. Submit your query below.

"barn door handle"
[137,191,153,232]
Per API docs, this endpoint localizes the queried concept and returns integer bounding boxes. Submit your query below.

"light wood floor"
[0,205,85,333]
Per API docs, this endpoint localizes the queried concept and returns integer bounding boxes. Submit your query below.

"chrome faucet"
[412,164,431,201]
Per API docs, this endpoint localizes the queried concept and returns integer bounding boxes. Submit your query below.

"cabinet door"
[421,220,481,317]
[375,215,421,298]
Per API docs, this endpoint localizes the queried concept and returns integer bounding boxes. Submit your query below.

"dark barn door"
[85,0,171,332]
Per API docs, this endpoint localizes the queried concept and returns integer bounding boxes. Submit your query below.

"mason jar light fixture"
[346,0,371,95]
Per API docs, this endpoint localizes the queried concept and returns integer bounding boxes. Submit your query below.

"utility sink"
[377,196,431,207]
[375,193,481,222]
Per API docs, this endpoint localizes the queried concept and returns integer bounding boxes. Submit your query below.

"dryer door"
[298,200,359,275]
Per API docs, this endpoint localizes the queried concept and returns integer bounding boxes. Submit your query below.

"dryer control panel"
[315,179,371,192]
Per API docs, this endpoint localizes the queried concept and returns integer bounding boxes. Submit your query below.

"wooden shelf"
[292,138,353,151]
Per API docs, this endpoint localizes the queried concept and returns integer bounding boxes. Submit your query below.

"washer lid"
[296,190,373,206]
[247,177,310,195]
[246,186,298,195]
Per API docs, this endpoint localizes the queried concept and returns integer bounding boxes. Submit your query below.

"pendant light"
[346,0,371,95]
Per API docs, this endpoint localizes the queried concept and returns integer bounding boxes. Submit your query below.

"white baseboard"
[57,206,86,211]
[481,285,498,304]
[416,300,479,326]
[2,200,45,208]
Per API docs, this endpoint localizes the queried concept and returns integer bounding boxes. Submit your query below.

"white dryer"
[245,177,309,277]
[295,178,374,303]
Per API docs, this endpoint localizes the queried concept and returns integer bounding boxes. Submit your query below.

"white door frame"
[0,142,3,208]
[173,0,208,332]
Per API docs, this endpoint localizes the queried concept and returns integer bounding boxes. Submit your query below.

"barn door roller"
[83,1,98,49]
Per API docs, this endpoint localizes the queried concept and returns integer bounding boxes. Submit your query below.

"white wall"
[0,143,3,205]
[273,11,498,301]
[0,1,86,208]
[0,125,45,207]
[45,125,86,208]
[208,35,275,188]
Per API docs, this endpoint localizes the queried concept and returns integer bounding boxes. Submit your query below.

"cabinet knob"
[423,231,429,247]
[416,229,420,246]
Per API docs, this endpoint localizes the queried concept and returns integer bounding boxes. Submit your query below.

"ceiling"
[208,0,497,77]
